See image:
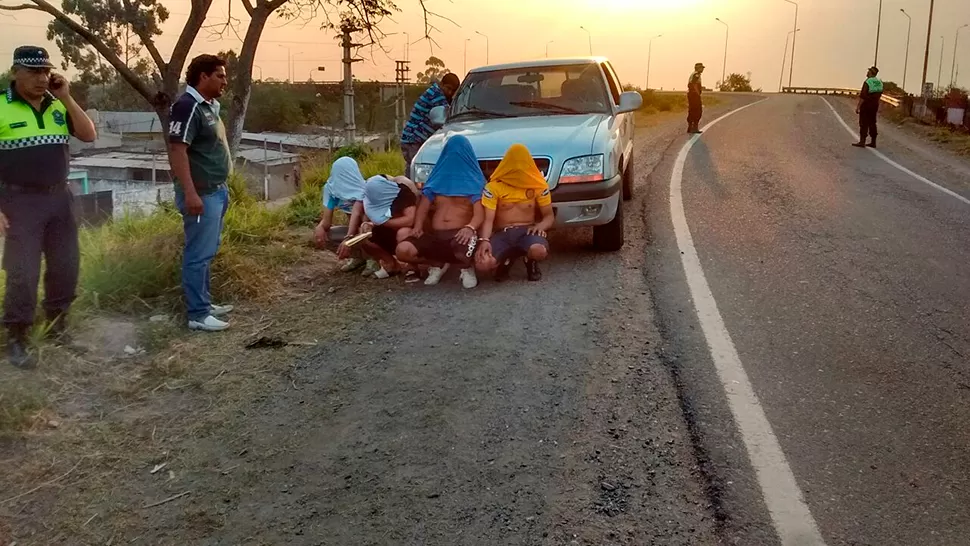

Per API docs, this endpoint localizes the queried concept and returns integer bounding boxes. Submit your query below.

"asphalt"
[645,94,970,545]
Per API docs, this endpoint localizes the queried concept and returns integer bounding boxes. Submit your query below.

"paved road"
[646,94,970,545]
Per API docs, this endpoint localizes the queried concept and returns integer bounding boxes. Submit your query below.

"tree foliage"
[416,55,449,84]
[719,72,753,92]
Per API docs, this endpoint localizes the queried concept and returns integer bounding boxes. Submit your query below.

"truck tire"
[593,198,624,251]
[622,159,634,201]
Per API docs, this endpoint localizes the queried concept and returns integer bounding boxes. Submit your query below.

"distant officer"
[0,46,97,368]
[853,66,883,148]
[687,62,705,134]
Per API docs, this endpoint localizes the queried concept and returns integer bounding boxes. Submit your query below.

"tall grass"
[286,150,405,227]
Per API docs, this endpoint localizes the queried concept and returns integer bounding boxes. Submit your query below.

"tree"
[883,81,903,96]
[417,56,450,84]
[719,72,753,92]
[0,0,433,151]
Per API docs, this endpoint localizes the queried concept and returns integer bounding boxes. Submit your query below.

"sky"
[2,0,969,95]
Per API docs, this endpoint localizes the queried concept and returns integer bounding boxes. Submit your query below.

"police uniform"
[687,63,705,133]
[855,67,883,148]
[0,46,80,363]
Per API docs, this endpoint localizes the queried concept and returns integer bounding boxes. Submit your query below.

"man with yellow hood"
[475,144,555,282]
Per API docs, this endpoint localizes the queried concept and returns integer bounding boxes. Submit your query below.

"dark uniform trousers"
[687,92,703,125]
[859,104,879,142]
[0,185,79,331]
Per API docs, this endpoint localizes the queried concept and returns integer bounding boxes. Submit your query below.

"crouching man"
[475,144,554,282]
[395,135,485,289]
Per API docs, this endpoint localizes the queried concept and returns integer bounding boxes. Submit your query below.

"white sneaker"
[373,267,391,279]
[209,304,234,317]
[460,268,478,289]
[188,315,230,332]
[424,264,450,285]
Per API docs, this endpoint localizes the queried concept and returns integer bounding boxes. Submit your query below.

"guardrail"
[781,87,901,107]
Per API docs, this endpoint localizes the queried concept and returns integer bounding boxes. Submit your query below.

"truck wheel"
[593,198,624,251]
[622,160,634,201]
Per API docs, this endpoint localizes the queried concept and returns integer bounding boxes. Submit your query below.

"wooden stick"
[142,491,190,509]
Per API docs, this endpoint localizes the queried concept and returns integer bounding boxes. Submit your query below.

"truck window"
[601,62,621,104]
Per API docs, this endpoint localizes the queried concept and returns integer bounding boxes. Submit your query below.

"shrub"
[333,142,371,162]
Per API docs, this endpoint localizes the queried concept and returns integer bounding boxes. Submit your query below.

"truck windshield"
[449,63,612,120]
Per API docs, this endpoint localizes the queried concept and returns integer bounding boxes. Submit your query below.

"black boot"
[7,326,36,369]
[851,140,867,148]
[526,259,543,282]
[867,136,877,148]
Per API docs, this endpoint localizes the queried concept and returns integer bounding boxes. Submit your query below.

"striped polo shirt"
[400,82,449,145]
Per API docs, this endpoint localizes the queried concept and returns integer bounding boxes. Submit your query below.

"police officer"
[853,66,883,148]
[687,62,705,134]
[0,46,96,368]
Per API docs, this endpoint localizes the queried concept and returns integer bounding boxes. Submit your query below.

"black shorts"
[371,225,399,254]
[490,226,549,261]
[403,229,477,264]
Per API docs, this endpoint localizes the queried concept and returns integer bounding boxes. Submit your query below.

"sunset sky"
[2,0,969,94]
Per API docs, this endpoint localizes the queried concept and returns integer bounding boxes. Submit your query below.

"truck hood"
[414,114,607,185]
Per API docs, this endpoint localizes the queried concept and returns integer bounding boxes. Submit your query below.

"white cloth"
[323,157,366,208]
[363,175,400,225]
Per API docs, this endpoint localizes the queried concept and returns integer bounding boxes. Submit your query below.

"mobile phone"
[49,76,64,91]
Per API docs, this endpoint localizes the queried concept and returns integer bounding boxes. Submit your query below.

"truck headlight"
[559,154,605,184]
[412,163,435,184]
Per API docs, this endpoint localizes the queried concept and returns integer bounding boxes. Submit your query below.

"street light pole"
[464,38,470,75]
[784,0,798,88]
[580,26,592,55]
[546,40,554,58]
[874,0,883,66]
[951,24,968,87]
[404,32,410,62]
[646,34,662,90]
[937,35,945,89]
[475,31,489,64]
[779,29,799,92]
[921,0,935,92]
[278,45,292,81]
[716,18,729,89]
[900,9,912,93]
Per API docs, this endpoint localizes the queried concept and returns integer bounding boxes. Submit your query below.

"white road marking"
[821,97,970,206]
[670,98,828,546]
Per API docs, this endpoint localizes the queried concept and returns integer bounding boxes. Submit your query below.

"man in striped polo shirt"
[400,73,461,179]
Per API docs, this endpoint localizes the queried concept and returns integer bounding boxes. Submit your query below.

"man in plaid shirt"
[400,73,461,179]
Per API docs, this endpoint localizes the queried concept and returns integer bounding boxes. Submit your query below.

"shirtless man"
[476,144,554,282]
[395,135,485,289]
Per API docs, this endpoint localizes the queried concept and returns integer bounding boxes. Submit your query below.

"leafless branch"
[0,3,40,11]
[121,0,167,73]
[241,0,255,16]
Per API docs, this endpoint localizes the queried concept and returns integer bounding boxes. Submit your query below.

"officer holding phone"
[0,46,97,368]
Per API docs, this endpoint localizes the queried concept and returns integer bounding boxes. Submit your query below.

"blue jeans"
[175,185,229,321]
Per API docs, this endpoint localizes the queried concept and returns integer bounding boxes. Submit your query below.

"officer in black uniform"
[687,62,705,134]
[0,46,97,368]
[852,66,883,148]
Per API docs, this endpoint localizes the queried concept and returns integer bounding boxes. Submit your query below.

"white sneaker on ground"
[188,315,230,332]
[209,304,234,317]
[460,268,478,289]
[424,264,450,285]
[373,267,392,279]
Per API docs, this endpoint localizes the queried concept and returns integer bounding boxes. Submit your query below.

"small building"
[235,147,302,200]
[240,131,384,154]
[70,151,172,193]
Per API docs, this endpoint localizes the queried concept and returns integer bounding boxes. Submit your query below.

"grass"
[634,90,722,127]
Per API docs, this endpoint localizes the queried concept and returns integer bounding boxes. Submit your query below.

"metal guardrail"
[781,87,901,107]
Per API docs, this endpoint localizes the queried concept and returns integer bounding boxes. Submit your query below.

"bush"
[333,142,371,162]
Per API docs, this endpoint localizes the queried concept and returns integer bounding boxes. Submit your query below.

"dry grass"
[634,91,722,128]
[0,246,382,543]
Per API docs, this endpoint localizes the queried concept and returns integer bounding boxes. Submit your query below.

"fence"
[75,191,113,227]
[781,87,900,107]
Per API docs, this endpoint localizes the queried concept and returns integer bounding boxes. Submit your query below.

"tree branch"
[121,0,167,74]
[167,0,214,87]
[11,0,155,100]
[0,3,40,11]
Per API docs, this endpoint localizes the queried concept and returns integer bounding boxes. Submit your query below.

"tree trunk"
[226,7,271,154]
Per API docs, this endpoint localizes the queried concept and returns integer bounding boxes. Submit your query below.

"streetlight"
[254,65,263,81]
[579,26,592,55]
[277,44,291,81]
[779,29,800,92]
[310,66,325,82]
[784,0,798,88]
[545,40,554,58]
[464,38,471,74]
[937,35,945,89]
[646,34,662,90]
[874,0,883,66]
[951,24,968,87]
[404,32,410,62]
[715,18,729,89]
[292,52,302,83]
[900,9,912,93]
[475,31,489,64]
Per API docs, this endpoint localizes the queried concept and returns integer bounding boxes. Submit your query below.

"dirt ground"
[0,99,748,546]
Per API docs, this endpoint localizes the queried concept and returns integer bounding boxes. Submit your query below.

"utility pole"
[937,35,945,90]
[951,24,968,88]
[784,0,798,88]
[921,0,935,91]
[900,9,912,93]
[395,60,411,134]
[716,18,729,89]
[341,26,362,144]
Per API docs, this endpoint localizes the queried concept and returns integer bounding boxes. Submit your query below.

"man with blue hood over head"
[395,135,485,289]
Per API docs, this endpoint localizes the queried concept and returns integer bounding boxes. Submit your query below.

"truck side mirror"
[429,105,447,127]
[617,91,643,114]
